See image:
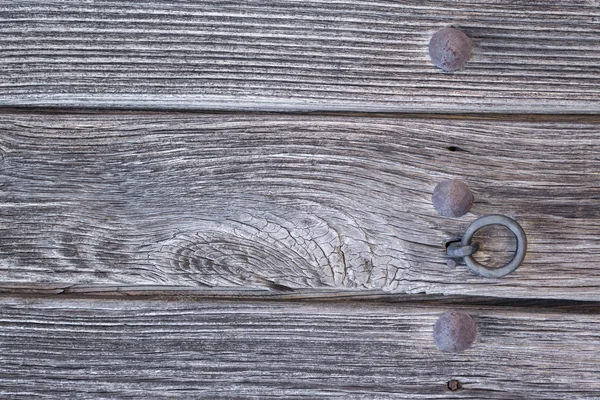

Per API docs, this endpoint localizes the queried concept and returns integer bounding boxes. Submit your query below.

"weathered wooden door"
[1,1,599,398]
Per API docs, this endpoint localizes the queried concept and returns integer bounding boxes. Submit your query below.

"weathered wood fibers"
[1,296,599,399]
[0,1,599,113]
[2,112,600,299]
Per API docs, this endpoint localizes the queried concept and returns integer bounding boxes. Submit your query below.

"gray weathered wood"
[0,1,599,113]
[0,296,599,399]
[1,111,600,300]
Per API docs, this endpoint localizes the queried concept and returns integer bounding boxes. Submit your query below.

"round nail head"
[432,179,473,217]
[433,311,477,353]
[429,27,472,72]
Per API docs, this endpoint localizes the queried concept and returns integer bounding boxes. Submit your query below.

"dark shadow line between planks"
[2,284,600,312]
[0,106,599,123]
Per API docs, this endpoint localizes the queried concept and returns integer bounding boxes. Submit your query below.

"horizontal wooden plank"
[1,111,600,300]
[0,296,599,399]
[0,1,599,113]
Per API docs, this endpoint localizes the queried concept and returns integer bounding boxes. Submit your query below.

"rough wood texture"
[2,111,600,300]
[1,1,599,113]
[0,296,599,399]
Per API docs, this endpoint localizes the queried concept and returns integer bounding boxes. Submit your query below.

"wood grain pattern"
[0,296,599,399]
[1,111,600,300]
[0,1,599,113]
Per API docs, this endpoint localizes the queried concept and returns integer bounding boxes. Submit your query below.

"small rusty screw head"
[432,179,473,218]
[447,380,461,391]
[433,311,477,353]
[429,27,472,72]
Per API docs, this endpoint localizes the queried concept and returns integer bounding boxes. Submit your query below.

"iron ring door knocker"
[446,215,527,278]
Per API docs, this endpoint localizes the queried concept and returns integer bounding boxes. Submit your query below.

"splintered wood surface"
[1,111,600,300]
[0,1,599,113]
[1,296,600,399]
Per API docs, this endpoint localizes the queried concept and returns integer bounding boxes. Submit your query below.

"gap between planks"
[3,107,600,122]
[4,284,600,313]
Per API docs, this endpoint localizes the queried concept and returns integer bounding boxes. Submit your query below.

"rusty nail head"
[432,179,473,217]
[429,27,472,72]
[447,380,461,391]
[433,311,477,353]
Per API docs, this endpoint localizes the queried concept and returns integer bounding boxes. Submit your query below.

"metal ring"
[461,215,527,278]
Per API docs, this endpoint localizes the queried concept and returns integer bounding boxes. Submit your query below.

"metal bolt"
[447,258,457,269]
[433,311,477,353]
[429,27,472,72]
[432,179,473,217]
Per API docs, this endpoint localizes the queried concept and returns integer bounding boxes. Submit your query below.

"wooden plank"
[1,111,600,300]
[0,296,599,399]
[0,1,599,113]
